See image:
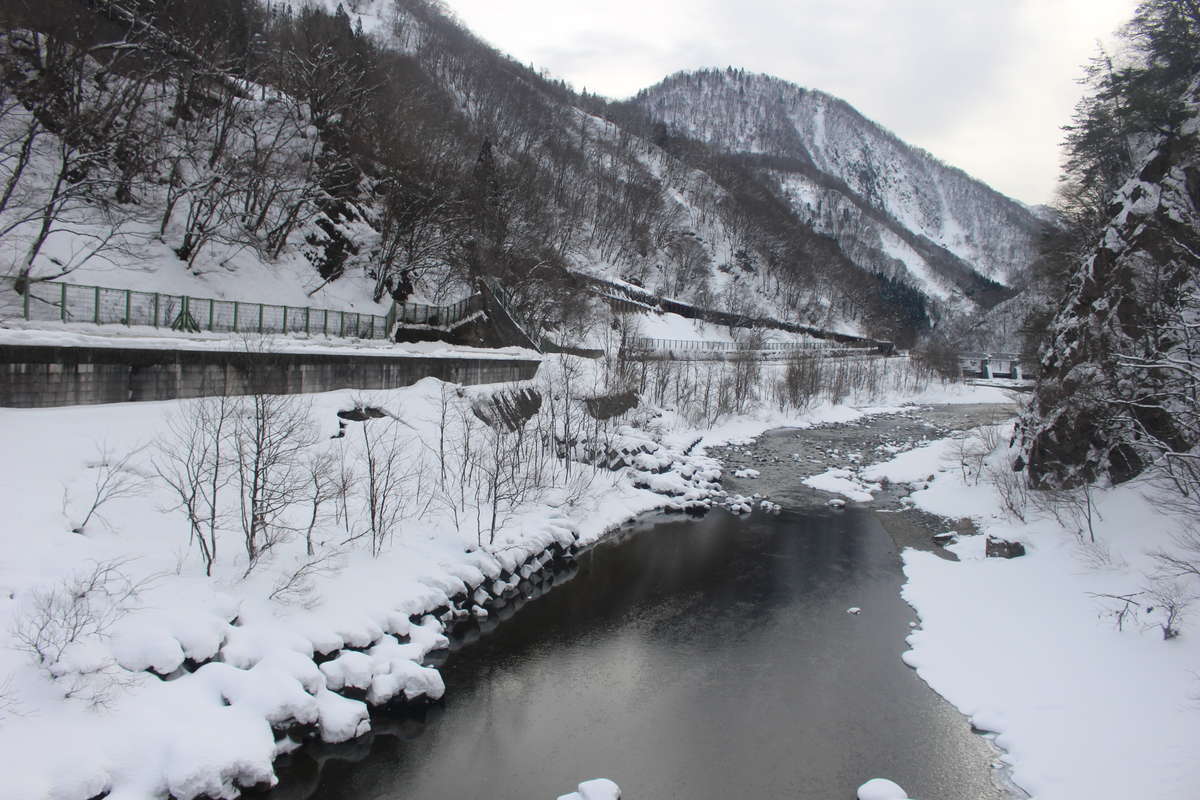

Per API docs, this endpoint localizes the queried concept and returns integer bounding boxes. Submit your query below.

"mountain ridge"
[632,68,1045,306]
[0,1,1044,348]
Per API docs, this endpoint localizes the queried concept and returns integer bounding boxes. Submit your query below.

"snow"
[0,380,567,798]
[856,777,909,800]
[0,354,733,797]
[0,355,1024,799]
[662,381,1014,454]
[0,324,539,361]
[803,467,879,501]
[629,310,735,343]
[313,689,369,743]
[893,421,1200,800]
[860,439,953,484]
[557,778,621,800]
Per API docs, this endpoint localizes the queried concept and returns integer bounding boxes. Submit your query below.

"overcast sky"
[439,0,1140,206]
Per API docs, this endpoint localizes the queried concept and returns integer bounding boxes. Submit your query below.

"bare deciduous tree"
[233,393,316,575]
[302,449,339,557]
[154,395,235,576]
[11,558,150,707]
[356,419,414,557]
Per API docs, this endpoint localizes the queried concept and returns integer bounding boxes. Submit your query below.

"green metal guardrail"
[0,277,483,341]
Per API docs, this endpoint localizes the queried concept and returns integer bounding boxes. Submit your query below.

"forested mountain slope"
[0,1,1044,347]
[634,70,1046,308]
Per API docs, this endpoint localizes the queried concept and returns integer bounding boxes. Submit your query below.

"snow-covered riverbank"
[704,403,1200,800]
[861,422,1200,800]
[0,380,686,799]
[0,358,1012,800]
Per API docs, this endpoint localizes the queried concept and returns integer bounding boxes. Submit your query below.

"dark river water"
[268,506,1008,800]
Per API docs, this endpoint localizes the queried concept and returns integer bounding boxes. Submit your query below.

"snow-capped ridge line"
[633,68,1045,298]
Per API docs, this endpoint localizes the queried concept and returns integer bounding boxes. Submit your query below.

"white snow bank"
[900,433,1200,799]
[803,468,879,501]
[860,438,956,484]
[556,778,621,800]
[856,777,909,799]
[0,359,738,799]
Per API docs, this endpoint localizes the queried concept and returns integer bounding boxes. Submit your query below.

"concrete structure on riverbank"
[0,344,540,408]
[959,352,1028,380]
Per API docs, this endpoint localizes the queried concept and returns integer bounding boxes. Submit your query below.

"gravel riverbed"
[709,402,1021,557]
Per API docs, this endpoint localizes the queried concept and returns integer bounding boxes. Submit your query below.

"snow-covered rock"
[557,778,621,800]
[857,777,909,800]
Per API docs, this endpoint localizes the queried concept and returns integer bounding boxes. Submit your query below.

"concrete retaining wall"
[0,345,541,408]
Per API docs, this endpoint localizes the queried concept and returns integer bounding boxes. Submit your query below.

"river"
[267,499,1012,799]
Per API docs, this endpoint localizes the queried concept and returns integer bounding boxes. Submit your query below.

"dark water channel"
[269,507,1008,800]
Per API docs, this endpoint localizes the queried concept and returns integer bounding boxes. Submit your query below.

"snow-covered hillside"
[635,70,1045,304]
[1,3,1046,352]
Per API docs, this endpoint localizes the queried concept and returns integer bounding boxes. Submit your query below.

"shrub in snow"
[68,442,149,534]
[12,558,150,702]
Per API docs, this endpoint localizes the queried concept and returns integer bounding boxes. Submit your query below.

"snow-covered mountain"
[634,70,1046,307]
[0,3,1046,348]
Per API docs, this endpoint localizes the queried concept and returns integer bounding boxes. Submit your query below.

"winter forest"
[0,1,1199,799]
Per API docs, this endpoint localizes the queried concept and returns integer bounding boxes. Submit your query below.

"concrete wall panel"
[0,345,540,408]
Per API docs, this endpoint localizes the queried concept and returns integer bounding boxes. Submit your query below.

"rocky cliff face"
[1018,78,1200,487]
[634,70,1045,309]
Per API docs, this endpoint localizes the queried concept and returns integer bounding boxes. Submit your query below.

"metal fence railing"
[0,277,483,341]
[628,335,883,359]
[629,337,875,355]
[393,294,484,327]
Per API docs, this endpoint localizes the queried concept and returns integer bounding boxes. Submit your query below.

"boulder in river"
[985,536,1026,558]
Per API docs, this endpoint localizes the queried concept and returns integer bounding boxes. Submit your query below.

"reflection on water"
[268,508,1008,800]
